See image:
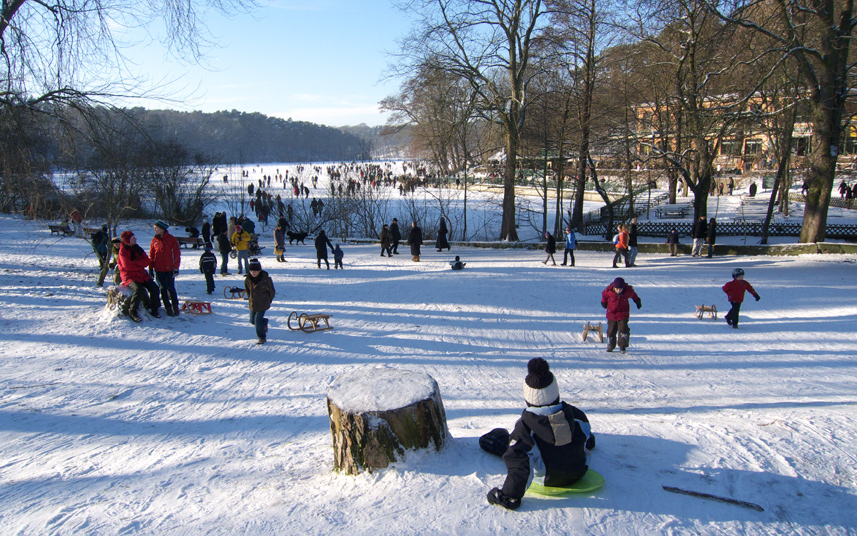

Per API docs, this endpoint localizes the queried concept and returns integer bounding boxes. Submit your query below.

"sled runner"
[224,286,247,300]
[526,469,605,497]
[582,321,604,342]
[695,304,717,320]
[181,300,212,314]
[287,311,333,333]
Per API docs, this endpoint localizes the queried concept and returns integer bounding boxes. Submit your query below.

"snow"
[327,367,438,412]
[2,166,857,535]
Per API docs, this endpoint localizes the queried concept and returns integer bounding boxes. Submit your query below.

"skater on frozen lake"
[722,268,760,328]
[483,358,595,511]
[601,277,641,353]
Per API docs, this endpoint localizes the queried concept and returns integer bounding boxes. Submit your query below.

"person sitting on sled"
[482,358,594,510]
[449,255,465,270]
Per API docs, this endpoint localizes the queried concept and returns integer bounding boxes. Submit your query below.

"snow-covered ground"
[2,167,857,535]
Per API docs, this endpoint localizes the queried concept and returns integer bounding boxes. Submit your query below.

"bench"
[288,311,333,333]
[177,236,204,249]
[49,224,74,237]
[181,300,212,314]
[84,227,102,236]
[655,206,690,219]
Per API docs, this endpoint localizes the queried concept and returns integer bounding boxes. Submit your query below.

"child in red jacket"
[722,268,760,328]
[601,277,641,353]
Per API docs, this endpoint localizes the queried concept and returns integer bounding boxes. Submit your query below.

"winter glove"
[586,433,596,451]
[634,298,642,309]
[487,488,521,510]
[755,295,760,301]
[601,301,607,309]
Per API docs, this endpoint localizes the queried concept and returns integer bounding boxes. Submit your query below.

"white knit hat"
[522,358,560,407]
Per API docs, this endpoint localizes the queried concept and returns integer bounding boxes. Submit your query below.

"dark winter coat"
[692,218,708,239]
[722,279,759,303]
[501,402,592,499]
[199,250,217,274]
[216,233,232,254]
[667,230,679,245]
[118,243,153,285]
[212,213,227,236]
[245,270,275,312]
[380,228,392,249]
[628,224,638,247]
[436,218,450,250]
[390,222,401,242]
[201,222,211,243]
[315,232,334,259]
[706,219,717,245]
[601,283,641,321]
[545,233,557,254]
[408,225,423,256]
[333,245,344,263]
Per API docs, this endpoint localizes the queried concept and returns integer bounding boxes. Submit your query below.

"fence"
[582,219,857,240]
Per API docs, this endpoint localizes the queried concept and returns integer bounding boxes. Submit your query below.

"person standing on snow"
[231,224,252,274]
[245,258,275,344]
[483,358,595,511]
[691,215,708,257]
[199,245,217,295]
[612,224,629,268]
[390,218,401,254]
[601,277,641,353]
[543,231,557,265]
[117,231,161,322]
[314,229,334,269]
[408,221,422,262]
[149,220,181,316]
[561,227,576,267]
[722,268,760,328]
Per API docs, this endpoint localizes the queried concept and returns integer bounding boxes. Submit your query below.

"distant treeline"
[132,108,371,163]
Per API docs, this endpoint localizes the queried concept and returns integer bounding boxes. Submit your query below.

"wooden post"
[327,368,449,475]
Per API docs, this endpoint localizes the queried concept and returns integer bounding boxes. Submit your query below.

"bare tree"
[709,0,857,243]
[395,0,553,241]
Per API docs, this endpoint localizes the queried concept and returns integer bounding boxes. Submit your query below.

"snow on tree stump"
[327,367,449,475]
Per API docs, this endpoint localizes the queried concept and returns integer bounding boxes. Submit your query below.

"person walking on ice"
[722,268,760,328]
[245,258,275,344]
[601,277,641,353]
[482,358,595,510]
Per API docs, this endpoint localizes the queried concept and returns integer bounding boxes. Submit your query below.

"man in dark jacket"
[706,218,717,258]
[314,230,334,269]
[627,218,639,266]
[216,232,231,275]
[390,218,401,254]
[484,358,594,510]
[245,258,275,344]
[199,245,217,294]
[407,221,422,262]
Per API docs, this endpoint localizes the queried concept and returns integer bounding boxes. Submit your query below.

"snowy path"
[1,214,856,535]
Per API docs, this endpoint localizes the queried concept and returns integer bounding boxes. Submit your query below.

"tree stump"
[327,367,449,475]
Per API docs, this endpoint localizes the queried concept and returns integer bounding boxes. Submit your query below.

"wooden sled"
[695,304,718,320]
[288,311,333,333]
[582,321,604,343]
[224,286,247,300]
[181,300,212,314]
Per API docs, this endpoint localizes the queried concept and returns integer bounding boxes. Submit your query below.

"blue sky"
[123,0,413,127]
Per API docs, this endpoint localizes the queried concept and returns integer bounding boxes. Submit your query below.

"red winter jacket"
[149,232,181,272]
[118,243,152,284]
[601,283,640,321]
[614,231,629,250]
[722,279,759,303]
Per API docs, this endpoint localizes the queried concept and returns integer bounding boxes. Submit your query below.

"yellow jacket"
[231,230,251,251]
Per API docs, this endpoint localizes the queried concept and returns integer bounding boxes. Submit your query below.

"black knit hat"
[523,358,560,407]
[248,258,261,271]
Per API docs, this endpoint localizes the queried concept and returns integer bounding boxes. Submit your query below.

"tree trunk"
[501,124,519,241]
[327,368,448,476]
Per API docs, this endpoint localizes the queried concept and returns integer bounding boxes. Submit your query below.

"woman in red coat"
[117,231,161,322]
[149,220,182,316]
[601,277,641,353]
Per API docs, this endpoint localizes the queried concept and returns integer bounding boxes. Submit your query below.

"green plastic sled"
[526,469,605,497]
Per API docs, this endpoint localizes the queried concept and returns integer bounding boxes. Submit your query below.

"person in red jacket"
[149,220,182,316]
[722,268,760,328]
[612,224,630,268]
[601,277,641,353]
[117,231,161,322]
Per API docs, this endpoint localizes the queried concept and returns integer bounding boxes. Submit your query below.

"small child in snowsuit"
[601,277,641,353]
[722,268,760,328]
[449,255,465,270]
[482,358,594,510]
[199,245,217,294]
[333,244,344,269]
